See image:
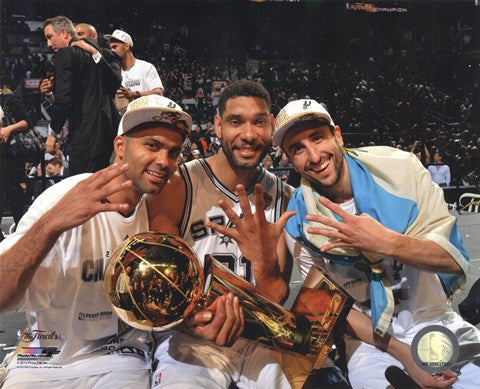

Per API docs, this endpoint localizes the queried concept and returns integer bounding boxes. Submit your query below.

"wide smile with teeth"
[310,157,330,173]
[235,147,259,157]
[146,170,166,179]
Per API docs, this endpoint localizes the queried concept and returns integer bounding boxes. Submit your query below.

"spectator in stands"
[205,121,214,134]
[45,139,68,169]
[428,151,451,187]
[269,141,283,168]
[189,142,199,155]
[191,149,202,159]
[261,155,273,170]
[31,157,67,199]
[45,157,66,177]
[197,133,210,156]
[409,140,431,166]
[465,145,479,186]
[275,152,293,182]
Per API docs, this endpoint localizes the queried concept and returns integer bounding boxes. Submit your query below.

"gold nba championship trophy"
[105,232,352,388]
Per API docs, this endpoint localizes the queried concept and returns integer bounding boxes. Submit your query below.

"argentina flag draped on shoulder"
[285,146,469,336]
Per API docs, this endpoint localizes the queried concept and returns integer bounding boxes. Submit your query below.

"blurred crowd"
[1,1,479,213]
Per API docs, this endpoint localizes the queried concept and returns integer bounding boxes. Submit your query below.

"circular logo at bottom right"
[411,325,459,374]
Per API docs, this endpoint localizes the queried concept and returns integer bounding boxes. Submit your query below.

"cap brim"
[104,34,126,44]
[119,106,193,136]
[274,112,333,147]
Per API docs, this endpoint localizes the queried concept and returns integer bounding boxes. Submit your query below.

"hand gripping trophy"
[105,232,352,383]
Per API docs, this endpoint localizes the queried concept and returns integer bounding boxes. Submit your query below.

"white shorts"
[152,330,291,389]
[347,312,480,389]
[1,368,150,389]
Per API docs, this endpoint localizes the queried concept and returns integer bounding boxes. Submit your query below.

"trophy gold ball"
[104,232,205,331]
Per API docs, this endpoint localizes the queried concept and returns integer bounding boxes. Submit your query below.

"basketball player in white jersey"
[0,95,191,388]
[148,80,294,301]
[148,80,295,388]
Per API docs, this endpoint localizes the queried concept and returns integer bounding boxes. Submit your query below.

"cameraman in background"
[409,138,431,166]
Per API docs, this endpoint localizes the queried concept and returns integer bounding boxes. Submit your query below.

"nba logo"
[154,372,162,386]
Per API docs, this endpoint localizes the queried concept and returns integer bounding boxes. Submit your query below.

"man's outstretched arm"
[346,309,457,388]
[0,164,131,311]
[306,196,463,275]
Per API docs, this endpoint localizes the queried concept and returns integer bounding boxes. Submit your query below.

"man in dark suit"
[43,15,122,175]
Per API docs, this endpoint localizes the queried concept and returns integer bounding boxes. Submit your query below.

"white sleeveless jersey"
[179,159,291,284]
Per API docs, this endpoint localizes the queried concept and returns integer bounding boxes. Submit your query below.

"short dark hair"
[218,80,271,116]
[44,15,76,37]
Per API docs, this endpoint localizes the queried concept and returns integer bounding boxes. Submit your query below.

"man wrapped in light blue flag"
[287,146,468,336]
[274,99,480,389]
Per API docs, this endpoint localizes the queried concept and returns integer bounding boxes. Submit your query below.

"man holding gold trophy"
[147,80,301,388]
[0,95,200,388]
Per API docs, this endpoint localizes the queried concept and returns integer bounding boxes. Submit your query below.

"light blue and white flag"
[286,147,469,336]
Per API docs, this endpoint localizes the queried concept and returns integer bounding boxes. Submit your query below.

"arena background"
[1,0,479,361]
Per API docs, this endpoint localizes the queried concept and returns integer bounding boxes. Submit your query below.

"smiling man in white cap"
[105,29,164,111]
[275,99,479,388]
[0,95,192,388]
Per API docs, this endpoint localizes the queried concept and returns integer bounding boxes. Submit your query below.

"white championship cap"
[104,29,133,47]
[118,95,192,137]
[273,99,335,147]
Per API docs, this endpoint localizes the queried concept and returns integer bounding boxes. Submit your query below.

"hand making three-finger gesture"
[306,195,395,256]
